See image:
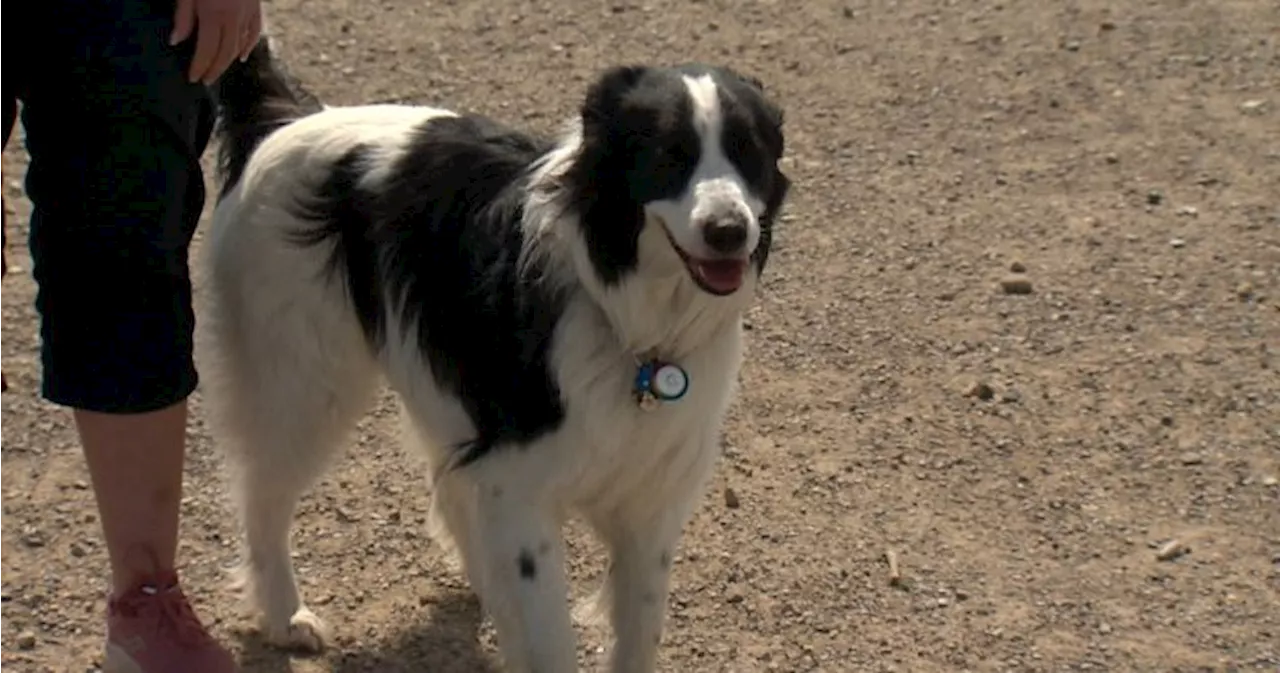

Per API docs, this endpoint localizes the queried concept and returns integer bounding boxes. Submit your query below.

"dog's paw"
[261,607,331,653]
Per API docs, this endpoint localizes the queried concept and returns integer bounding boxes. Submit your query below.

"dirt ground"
[3,0,1279,671]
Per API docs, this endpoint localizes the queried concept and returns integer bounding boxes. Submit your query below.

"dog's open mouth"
[659,221,749,296]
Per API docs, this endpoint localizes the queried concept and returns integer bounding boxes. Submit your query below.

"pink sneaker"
[103,572,239,673]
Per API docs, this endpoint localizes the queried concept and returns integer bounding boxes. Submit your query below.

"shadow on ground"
[236,591,496,673]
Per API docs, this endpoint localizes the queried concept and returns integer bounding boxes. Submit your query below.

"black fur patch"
[518,549,538,579]
[290,115,567,467]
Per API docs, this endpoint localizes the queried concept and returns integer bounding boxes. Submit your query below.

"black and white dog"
[205,39,789,672]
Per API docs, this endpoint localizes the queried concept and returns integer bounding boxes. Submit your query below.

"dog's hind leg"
[203,251,379,652]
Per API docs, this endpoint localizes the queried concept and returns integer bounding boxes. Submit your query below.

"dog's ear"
[721,68,784,133]
[581,65,649,128]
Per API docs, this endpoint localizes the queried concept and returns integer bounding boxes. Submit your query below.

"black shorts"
[3,0,217,413]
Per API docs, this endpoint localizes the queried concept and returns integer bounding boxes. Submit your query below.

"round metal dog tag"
[651,363,689,401]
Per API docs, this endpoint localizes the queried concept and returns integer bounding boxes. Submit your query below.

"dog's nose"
[701,212,749,255]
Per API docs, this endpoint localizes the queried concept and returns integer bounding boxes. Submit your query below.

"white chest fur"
[543,298,746,515]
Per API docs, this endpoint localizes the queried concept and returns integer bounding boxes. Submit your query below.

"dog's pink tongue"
[696,259,747,293]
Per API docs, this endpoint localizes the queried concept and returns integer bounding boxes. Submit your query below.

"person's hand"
[169,0,262,85]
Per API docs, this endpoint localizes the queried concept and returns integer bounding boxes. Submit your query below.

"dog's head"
[563,64,790,299]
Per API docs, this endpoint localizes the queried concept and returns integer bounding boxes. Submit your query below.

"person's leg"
[16,0,231,669]
[76,404,190,593]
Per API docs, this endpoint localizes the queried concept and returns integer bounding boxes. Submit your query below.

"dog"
[204,38,790,672]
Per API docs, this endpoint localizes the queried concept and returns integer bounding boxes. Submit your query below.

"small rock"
[1155,539,1189,561]
[1000,388,1022,404]
[723,487,740,509]
[964,382,995,401]
[936,597,951,607]
[1098,622,1113,635]
[1104,153,1120,164]
[1009,261,1027,273]
[70,542,87,558]
[1176,205,1199,217]
[16,631,37,650]
[1193,55,1211,66]
[1169,238,1186,249]
[1099,20,1116,31]
[1178,452,1204,466]
[1240,99,1266,114]
[1261,475,1278,487]
[725,588,745,604]
[1147,190,1164,205]
[22,529,46,548]
[1160,415,1175,427]
[1063,40,1081,52]
[999,276,1034,295]
[1236,282,1256,301]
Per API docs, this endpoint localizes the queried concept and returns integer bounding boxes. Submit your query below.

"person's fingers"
[238,7,262,61]
[170,0,196,45]
[204,21,242,84]
[187,18,225,82]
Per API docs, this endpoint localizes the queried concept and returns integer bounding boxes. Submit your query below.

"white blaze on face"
[645,74,763,262]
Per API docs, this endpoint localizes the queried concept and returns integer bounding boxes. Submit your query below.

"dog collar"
[633,358,689,411]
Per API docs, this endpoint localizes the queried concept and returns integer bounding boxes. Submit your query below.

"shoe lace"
[113,580,215,649]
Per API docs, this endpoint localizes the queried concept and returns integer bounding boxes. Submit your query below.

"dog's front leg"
[602,518,685,673]
[473,492,577,673]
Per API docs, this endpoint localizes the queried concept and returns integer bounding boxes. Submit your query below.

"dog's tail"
[212,37,324,196]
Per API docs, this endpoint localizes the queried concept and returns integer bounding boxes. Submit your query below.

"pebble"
[1000,389,1022,404]
[1178,452,1204,466]
[999,276,1034,295]
[21,529,46,548]
[16,631,37,650]
[1176,205,1199,217]
[1147,190,1164,205]
[70,542,87,558]
[1169,238,1186,249]
[1261,475,1278,487]
[1104,153,1120,164]
[1009,261,1027,273]
[1098,622,1113,635]
[964,381,995,401]
[1240,100,1265,114]
[1236,282,1256,301]
[723,487,741,509]
[1155,539,1189,561]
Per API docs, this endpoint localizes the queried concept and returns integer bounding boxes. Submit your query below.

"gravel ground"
[3,0,1279,671]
